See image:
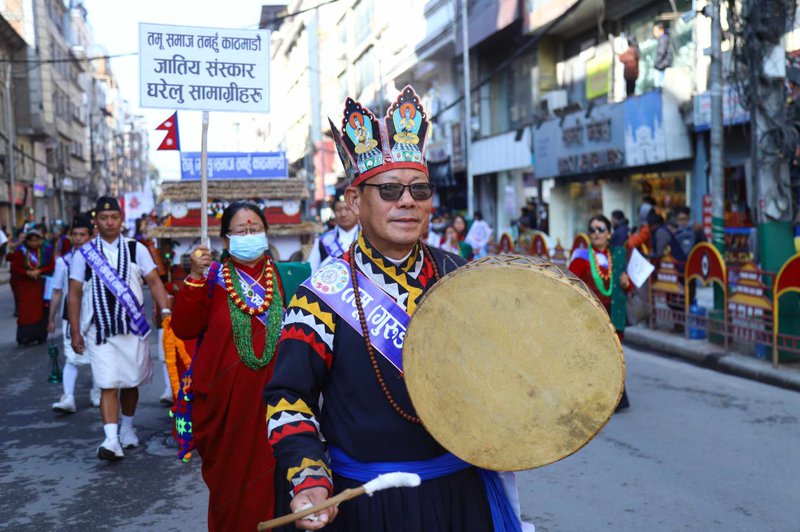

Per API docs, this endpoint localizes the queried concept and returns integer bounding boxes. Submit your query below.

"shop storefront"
[535,90,692,244]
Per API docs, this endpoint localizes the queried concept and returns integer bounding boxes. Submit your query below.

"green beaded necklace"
[587,245,613,297]
[226,262,282,371]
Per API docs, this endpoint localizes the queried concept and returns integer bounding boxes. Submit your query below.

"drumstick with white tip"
[257,472,421,530]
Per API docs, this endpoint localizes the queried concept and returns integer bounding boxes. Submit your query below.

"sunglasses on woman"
[361,182,436,202]
[588,226,608,234]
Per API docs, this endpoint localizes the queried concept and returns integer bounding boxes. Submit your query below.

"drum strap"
[302,258,409,374]
[328,445,522,532]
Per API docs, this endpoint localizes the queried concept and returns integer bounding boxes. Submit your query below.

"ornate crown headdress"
[329,85,429,186]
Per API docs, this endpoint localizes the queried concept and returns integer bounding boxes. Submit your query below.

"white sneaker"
[52,394,76,414]
[90,388,101,408]
[97,438,124,461]
[119,426,139,449]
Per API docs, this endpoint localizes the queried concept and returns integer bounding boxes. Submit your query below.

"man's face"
[676,213,690,229]
[653,25,663,38]
[71,228,91,248]
[333,201,357,231]
[95,211,122,240]
[346,168,432,257]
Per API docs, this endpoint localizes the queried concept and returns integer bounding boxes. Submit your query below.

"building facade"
[0,0,151,231]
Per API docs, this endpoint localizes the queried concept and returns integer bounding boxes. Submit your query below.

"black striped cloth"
[90,237,132,344]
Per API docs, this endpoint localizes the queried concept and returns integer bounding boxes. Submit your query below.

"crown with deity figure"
[329,85,430,187]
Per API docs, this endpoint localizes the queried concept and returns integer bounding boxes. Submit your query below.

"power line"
[0,52,137,64]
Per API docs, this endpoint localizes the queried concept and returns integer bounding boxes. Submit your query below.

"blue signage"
[180,151,287,180]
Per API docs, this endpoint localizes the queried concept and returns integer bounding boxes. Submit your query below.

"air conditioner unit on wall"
[540,90,568,115]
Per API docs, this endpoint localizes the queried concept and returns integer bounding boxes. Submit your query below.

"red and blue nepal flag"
[156,112,180,151]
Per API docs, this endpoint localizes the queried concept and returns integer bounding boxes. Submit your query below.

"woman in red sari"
[569,215,632,411]
[172,202,286,531]
[11,229,55,345]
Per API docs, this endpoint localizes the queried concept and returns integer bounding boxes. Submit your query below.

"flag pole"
[200,111,209,246]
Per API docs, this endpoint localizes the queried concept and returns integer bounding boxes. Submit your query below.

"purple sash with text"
[81,241,151,339]
[302,258,408,374]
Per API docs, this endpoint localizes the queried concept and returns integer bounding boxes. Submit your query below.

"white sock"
[62,363,78,397]
[161,362,171,394]
[121,414,134,431]
[103,423,118,441]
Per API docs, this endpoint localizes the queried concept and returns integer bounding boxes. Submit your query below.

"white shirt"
[69,236,157,284]
[308,225,360,273]
[0,229,8,247]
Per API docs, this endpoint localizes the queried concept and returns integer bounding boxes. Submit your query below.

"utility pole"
[709,0,724,253]
[308,7,322,212]
[460,0,474,216]
[4,62,16,234]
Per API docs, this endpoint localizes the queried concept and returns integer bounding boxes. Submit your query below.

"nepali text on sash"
[302,258,407,374]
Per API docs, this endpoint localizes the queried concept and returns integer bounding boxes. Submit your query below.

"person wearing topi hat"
[67,196,170,460]
[49,213,101,414]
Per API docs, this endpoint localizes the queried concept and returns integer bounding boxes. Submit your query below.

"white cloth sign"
[139,23,270,112]
[626,248,655,289]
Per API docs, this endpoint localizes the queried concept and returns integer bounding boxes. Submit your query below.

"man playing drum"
[264,87,519,531]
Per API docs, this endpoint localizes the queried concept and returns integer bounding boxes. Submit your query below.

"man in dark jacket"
[653,22,672,88]
[610,210,630,247]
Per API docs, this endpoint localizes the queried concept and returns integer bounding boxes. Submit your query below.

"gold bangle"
[183,278,206,288]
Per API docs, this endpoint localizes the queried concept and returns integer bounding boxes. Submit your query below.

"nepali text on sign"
[139,23,270,113]
[179,152,287,180]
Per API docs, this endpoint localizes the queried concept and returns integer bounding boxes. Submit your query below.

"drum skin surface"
[403,255,625,471]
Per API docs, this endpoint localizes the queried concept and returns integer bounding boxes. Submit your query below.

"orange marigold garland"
[162,316,191,400]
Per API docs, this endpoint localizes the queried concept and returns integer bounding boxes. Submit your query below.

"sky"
[82,0,271,181]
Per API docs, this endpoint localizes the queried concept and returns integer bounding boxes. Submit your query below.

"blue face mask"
[228,233,268,261]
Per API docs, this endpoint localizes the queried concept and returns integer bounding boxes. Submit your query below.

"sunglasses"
[588,226,608,234]
[361,182,435,202]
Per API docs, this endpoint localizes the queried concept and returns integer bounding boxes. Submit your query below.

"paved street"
[1,283,799,531]
[0,284,208,531]
[519,345,800,532]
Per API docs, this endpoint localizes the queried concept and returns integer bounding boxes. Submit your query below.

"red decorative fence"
[773,253,800,367]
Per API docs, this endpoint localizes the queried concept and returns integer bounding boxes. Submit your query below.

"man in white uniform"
[307,198,359,273]
[68,197,170,461]
[49,214,100,413]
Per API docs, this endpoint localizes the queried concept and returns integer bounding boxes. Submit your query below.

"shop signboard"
[623,91,667,166]
[179,151,287,180]
[702,194,713,242]
[585,51,612,100]
[693,86,750,131]
[533,102,625,179]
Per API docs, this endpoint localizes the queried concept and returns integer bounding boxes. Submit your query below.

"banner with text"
[139,23,270,113]
[180,152,287,180]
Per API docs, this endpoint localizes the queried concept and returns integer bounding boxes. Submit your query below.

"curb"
[623,325,800,394]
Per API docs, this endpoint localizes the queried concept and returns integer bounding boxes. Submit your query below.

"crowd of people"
[18,83,704,532]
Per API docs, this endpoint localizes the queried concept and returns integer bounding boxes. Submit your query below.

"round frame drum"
[403,255,625,471]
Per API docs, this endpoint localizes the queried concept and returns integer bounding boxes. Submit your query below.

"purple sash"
[320,229,345,259]
[214,264,276,327]
[23,246,38,266]
[81,240,151,339]
[302,258,407,374]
